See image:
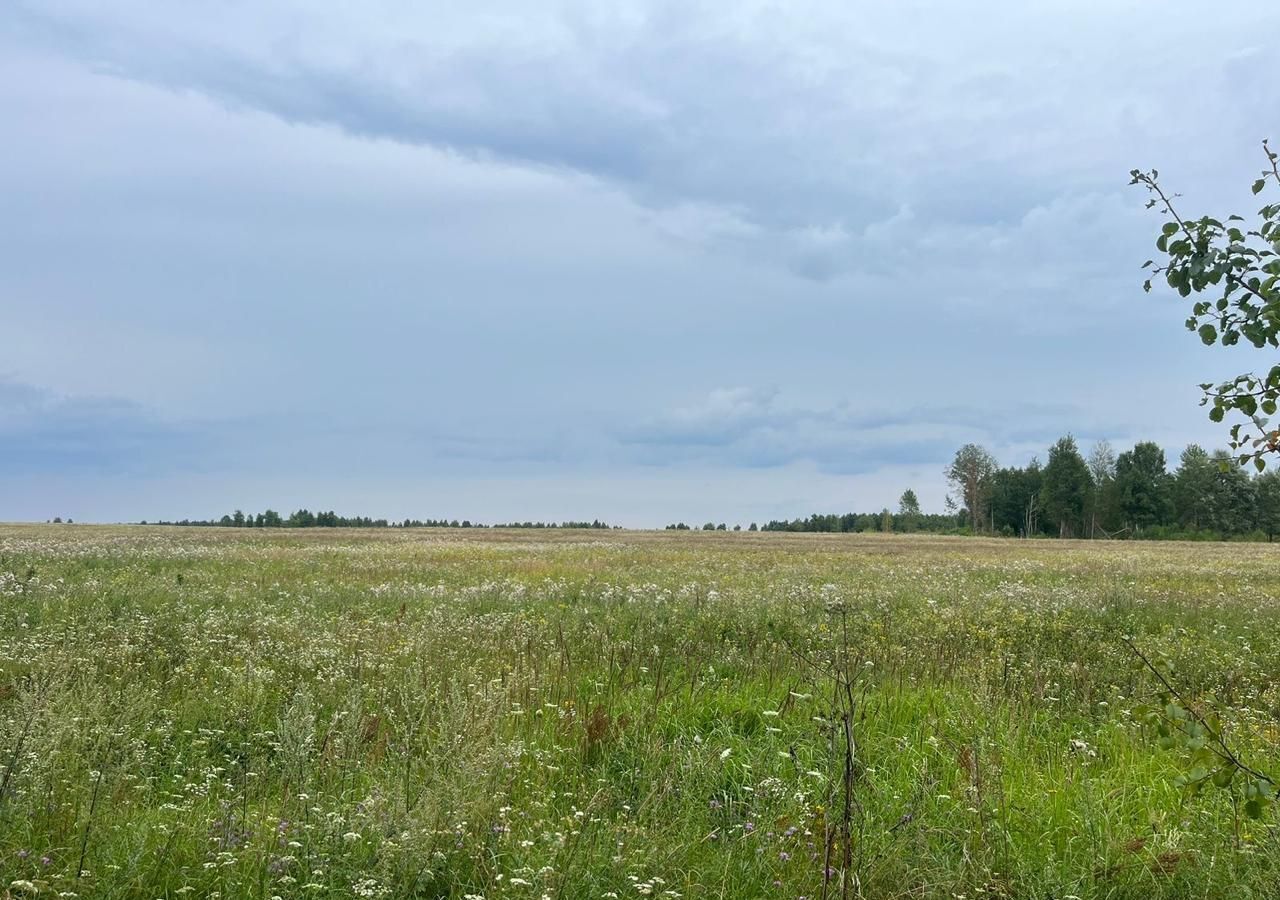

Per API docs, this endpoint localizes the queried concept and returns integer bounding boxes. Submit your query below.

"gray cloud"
[11,1,1276,284]
[616,387,1130,475]
[0,378,203,474]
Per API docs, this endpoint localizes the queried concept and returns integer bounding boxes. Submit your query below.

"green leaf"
[1198,324,1218,345]
[1213,766,1235,788]
[1246,798,1265,819]
[1162,221,1180,236]
[1255,179,1268,195]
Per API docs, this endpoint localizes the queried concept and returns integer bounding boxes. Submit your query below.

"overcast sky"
[3,1,1278,525]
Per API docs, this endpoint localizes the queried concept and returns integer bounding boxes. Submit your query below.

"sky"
[3,1,1278,526]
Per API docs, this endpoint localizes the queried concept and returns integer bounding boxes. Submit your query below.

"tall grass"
[0,527,1278,898]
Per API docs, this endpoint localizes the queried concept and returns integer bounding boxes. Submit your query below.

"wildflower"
[1068,738,1097,758]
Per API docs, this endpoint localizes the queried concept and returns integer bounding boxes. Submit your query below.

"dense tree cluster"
[955,437,1280,540]
[751,439,1280,541]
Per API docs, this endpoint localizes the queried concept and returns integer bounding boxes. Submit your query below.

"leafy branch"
[1131,140,1280,469]
[1125,637,1275,819]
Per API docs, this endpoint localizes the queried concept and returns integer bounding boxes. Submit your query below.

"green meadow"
[2,525,1279,899]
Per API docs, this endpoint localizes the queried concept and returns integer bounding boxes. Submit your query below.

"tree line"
[131,434,1280,541]
[749,440,1280,541]
[140,510,614,530]
[947,437,1280,540]
[756,489,961,534]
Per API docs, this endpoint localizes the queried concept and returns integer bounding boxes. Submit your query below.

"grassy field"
[1,526,1279,899]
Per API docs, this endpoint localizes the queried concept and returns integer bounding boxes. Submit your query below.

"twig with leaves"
[1125,636,1275,819]
[1130,140,1280,468]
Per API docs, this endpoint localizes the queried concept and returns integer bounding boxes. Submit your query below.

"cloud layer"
[1,2,1273,523]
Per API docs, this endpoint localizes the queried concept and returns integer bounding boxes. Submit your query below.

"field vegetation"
[1,526,1279,898]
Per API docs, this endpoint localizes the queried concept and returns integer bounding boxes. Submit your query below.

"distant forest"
[141,510,615,530]
[129,437,1280,541]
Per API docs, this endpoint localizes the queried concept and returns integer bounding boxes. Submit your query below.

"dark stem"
[77,769,103,879]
